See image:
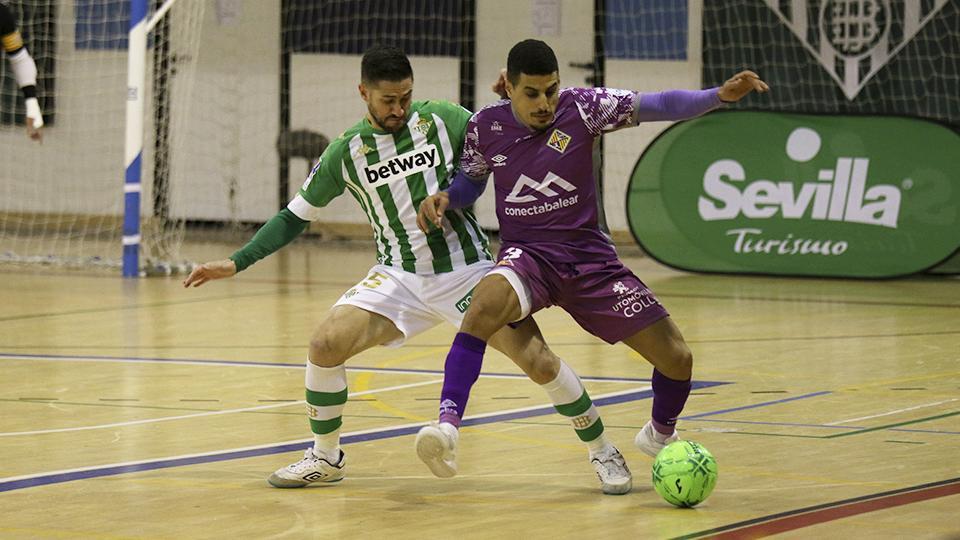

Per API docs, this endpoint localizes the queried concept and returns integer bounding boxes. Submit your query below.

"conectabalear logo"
[697,127,905,256]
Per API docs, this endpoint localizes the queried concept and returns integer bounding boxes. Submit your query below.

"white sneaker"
[267,448,346,488]
[415,422,459,478]
[634,420,680,457]
[590,446,632,495]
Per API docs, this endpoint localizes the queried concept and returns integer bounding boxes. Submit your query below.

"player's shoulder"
[471,98,511,123]
[413,99,472,118]
[323,121,366,157]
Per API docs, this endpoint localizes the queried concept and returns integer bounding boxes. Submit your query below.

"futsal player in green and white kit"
[184,45,633,495]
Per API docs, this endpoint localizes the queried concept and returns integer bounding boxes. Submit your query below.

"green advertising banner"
[627,112,960,278]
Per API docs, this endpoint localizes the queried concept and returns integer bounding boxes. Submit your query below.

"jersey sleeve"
[459,115,491,179]
[569,87,639,136]
[1,3,24,53]
[286,141,347,221]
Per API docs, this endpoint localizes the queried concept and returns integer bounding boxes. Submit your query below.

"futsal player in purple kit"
[414,39,768,478]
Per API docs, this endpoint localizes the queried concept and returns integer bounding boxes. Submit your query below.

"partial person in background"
[1,0,43,141]
[415,38,769,477]
[184,45,633,495]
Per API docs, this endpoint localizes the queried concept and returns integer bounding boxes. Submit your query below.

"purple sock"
[438,332,487,427]
[651,369,691,435]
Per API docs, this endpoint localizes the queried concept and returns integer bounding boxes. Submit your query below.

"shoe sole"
[415,429,456,478]
[601,479,633,495]
[267,473,344,488]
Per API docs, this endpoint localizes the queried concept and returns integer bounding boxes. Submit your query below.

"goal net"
[0,0,204,273]
[0,0,474,275]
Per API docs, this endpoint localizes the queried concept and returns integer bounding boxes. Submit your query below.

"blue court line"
[0,352,653,383]
[687,418,960,436]
[690,418,862,430]
[0,382,729,493]
[681,391,832,419]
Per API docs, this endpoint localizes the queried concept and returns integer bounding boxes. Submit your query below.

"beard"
[368,106,406,133]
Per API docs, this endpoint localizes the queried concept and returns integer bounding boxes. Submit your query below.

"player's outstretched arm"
[717,70,769,103]
[183,208,308,287]
[183,259,237,288]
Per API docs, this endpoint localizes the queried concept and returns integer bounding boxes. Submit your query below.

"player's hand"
[717,70,769,103]
[25,98,44,143]
[183,259,237,288]
[26,117,43,142]
[417,192,450,234]
[491,68,509,99]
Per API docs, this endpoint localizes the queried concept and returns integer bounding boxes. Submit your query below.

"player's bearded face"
[361,78,413,133]
[507,72,560,131]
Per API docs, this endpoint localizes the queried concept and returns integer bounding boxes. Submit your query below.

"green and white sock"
[541,361,610,456]
[305,361,347,462]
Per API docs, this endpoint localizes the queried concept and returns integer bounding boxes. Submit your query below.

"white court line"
[0,385,651,484]
[825,398,958,425]
[0,379,442,437]
[0,354,643,383]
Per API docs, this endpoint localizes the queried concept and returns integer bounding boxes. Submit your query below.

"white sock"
[541,361,610,456]
[305,361,347,462]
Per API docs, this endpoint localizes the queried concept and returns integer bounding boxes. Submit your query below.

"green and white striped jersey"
[287,100,491,275]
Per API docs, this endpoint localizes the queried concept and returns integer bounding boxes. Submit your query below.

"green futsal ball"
[652,440,718,507]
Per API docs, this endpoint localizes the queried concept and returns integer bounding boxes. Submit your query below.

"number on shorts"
[501,247,523,261]
[361,271,387,288]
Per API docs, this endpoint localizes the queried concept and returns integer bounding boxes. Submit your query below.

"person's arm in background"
[1,2,44,141]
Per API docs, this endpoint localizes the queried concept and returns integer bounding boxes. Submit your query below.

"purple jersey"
[461,88,639,263]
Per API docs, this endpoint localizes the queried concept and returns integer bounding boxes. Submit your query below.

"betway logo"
[505,172,576,203]
[697,128,902,229]
[362,144,438,185]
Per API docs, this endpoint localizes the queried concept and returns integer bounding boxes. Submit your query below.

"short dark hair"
[361,45,413,84]
[507,39,558,84]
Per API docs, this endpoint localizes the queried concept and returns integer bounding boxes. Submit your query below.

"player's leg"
[305,305,404,457]
[270,266,440,488]
[621,317,694,457]
[553,258,692,458]
[437,272,522,426]
[487,317,632,495]
[268,305,403,488]
[413,272,520,477]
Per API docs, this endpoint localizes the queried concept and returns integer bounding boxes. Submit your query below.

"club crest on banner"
[761,0,950,100]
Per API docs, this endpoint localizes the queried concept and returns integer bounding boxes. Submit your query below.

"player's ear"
[359,83,369,103]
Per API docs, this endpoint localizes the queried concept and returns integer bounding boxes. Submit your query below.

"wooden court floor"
[1,240,958,539]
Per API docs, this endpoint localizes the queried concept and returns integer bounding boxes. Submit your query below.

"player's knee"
[521,341,560,384]
[309,331,349,367]
[672,343,694,379]
[460,299,508,339]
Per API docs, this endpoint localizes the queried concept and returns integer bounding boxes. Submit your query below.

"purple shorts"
[493,243,669,344]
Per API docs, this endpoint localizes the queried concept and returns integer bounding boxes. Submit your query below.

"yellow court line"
[351,347,440,423]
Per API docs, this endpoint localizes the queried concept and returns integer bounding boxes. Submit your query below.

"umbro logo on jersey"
[362,144,439,185]
[504,172,577,203]
[547,129,572,153]
[491,154,508,167]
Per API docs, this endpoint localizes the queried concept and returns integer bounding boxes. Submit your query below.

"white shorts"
[333,261,495,346]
